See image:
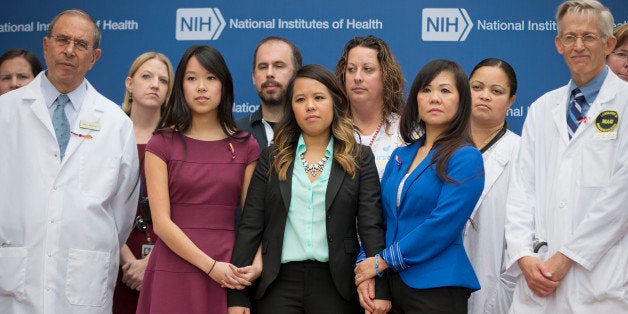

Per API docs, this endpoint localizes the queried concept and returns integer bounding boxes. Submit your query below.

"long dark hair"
[156,45,242,139]
[273,64,359,180]
[400,59,473,183]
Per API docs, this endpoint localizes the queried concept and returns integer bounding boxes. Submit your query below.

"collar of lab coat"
[469,130,519,221]
[551,69,622,144]
[21,73,105,165]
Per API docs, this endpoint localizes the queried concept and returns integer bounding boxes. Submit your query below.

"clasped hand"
[121,256,149,291]
[518,252,572,297]
[354,257,391,313]
[216,262,262,290]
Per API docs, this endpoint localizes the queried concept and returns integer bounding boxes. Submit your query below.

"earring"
[129,92,133,103]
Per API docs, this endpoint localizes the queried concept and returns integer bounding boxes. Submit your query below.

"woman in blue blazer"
[355,59,485,313]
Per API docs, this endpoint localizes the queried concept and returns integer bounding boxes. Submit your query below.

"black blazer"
[228,144,388,307]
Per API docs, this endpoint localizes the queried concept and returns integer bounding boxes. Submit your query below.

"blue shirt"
[569,66,609,106]
[41,71,87,129]
[281,135,334,263]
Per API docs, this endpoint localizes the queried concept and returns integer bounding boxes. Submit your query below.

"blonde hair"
[122,52,174,115]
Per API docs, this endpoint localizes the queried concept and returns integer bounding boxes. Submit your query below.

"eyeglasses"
[610,51,627,62]
[559,34,601,47]
[49,34,92,52]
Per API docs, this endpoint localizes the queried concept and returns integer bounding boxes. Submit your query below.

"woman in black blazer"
[228,64,388,314]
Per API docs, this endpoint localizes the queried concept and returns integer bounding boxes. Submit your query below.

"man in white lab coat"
[505,0,627,313]
[0,9,139,313]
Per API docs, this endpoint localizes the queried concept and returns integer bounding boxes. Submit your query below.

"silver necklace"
[300,152,329,176]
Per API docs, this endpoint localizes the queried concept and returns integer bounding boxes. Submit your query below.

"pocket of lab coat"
[65,248,110,306]
[581,140,614,188]
[484,273,517,314]
[0,247,27,301]
[79,155,118,198]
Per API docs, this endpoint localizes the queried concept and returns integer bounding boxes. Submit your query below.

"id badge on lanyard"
[135,215,153,258]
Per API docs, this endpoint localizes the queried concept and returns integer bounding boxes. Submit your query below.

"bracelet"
[375,254,384,278]
[207,259,217,276]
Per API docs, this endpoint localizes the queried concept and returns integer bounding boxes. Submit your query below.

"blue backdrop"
[1,0,626,134]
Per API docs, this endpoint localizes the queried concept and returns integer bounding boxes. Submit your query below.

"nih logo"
[422,8,473,42]
[176,8,226,40]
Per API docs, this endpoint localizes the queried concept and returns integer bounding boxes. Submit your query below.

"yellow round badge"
[595,110,619,132]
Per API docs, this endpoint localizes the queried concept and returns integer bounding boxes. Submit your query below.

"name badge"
[594,110,619,140]
[593,131,617,140]
[79,120,101,131]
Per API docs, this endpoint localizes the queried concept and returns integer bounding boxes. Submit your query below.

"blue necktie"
[53,94,71,159]
[567,88,589,139]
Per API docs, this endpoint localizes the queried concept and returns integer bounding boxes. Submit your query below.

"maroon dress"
[113,144,158,314]
[136,132,260,314]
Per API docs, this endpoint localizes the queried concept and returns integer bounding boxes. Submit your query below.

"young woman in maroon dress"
[136,45,260,313]
[113,51,174,314]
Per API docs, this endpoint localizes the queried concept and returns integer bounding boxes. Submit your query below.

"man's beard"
[258,90,285,107]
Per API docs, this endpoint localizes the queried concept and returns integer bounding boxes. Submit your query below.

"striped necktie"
[53,94,71,159]
[567,88,589,139]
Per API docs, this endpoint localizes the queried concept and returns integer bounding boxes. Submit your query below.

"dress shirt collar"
[296,133,334,158]
[41,70,87,113]
[569,66,608,105]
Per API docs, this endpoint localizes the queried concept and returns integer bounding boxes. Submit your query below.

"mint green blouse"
[281,135,334,263]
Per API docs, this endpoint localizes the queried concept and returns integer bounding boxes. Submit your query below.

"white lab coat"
[464,130,520,314]
[0,73,139,313]
[505,70,628,313]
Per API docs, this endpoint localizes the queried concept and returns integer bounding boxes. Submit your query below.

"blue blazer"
[381,139,484,291]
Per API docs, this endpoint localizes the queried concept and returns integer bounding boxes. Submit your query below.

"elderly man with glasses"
[505,1,628,313]
[0,9,139,313]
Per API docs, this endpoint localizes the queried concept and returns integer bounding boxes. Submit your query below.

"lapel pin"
[228,143,236,160]
[70,131,93,140]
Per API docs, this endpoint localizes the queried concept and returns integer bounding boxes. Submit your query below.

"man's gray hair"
[47,9,102,49]
[556,0,614,39]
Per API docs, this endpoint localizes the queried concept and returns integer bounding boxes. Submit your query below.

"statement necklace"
[367,119,384,147]
[300,152,329,176]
